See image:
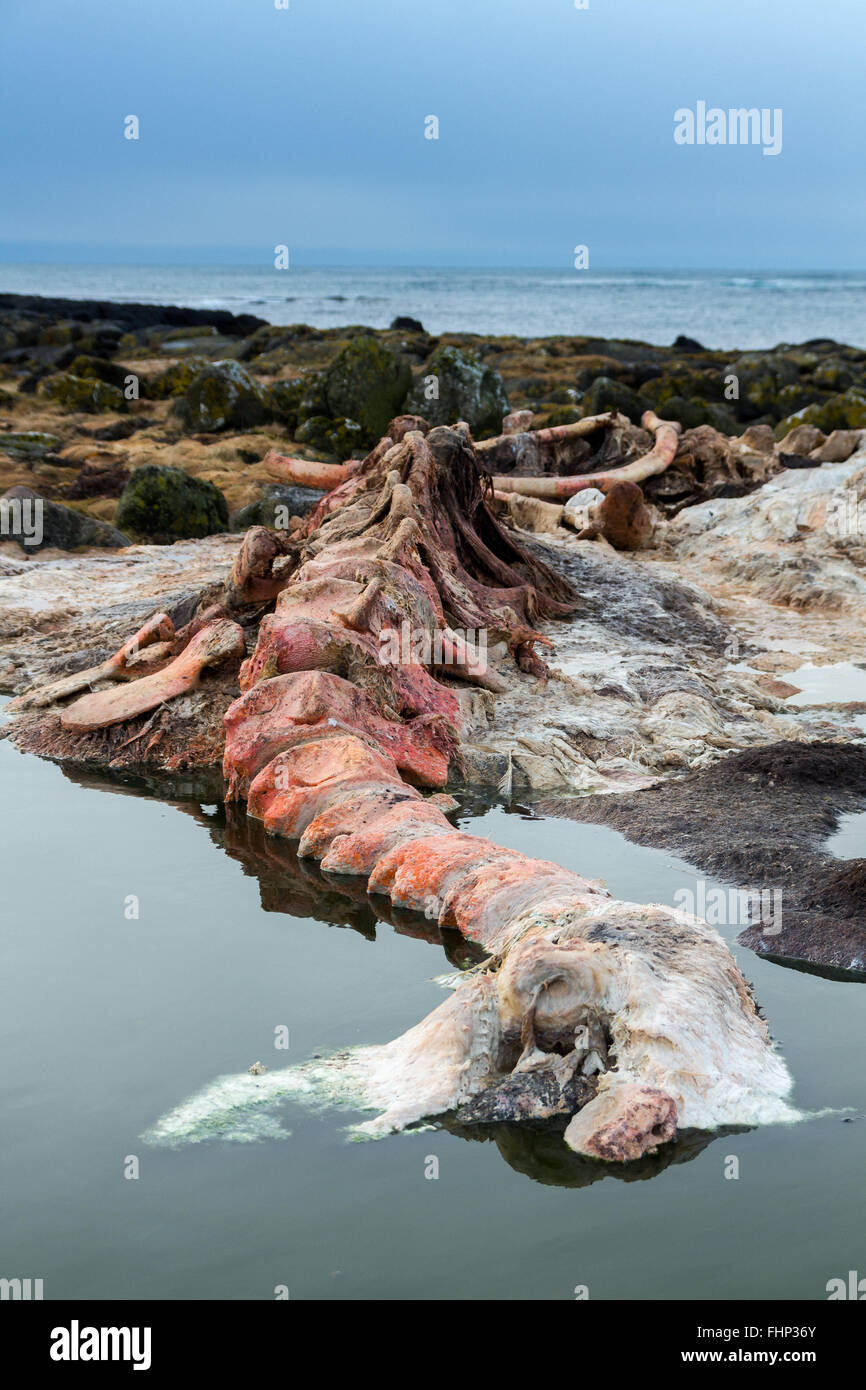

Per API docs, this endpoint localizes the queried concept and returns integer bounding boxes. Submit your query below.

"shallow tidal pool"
[1,707,864,1302]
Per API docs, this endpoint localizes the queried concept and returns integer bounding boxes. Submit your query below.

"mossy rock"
[295,414,366,460]
[703,402,739,434]
[580,376,648,421]
[540,405,583,427]
[145,356,210,400]
[812,359,855,393]
[0,431,62,461]
[320,336,411,443]
[115,464,229,542]
[37,322,80,347]
[775,383,816,418]
[775,389,866,438]
[40,373,126,414]
[172,361,270,432]
[730,353,800,419]
[405,345,508,436]
[66,354,131,391]
[266,378,306,431]
[658,395,712,430]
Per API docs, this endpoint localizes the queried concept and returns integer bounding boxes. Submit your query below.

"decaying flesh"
[10,413,799,1160]
[147,726,798,1157]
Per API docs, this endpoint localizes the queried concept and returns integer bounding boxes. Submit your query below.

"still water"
[1,717,863,1301]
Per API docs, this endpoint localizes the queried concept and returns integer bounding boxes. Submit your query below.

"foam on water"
[143,1051,379,1148]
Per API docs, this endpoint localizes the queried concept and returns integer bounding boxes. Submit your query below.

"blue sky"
[1,0,862,268]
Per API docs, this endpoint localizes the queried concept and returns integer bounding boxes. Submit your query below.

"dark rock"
[540,742,866,976]
[65,354,135,393]
[171,361,270,433]
[390,316,425,333]
[0,293,266,338]
[145,356,210,400]
[320,336,411,444]
[581,376,648,421]
[114,464,229,542]
[266,378,305,431]
[673,334,705,352]
[0,430,62,461]
[731,353,800,419]
[405,344,508,436]
[90,417,153,442]
[776,389,866,438]
[65,462,130,500]
[1,485,129,550]
[39,373,126,414]
[229,482,323,532]
[294,414,366,460]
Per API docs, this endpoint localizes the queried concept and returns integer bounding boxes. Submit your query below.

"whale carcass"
[7,416,798,1158]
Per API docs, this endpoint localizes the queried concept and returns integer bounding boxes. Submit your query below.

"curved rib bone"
[492,412,681,500]
[475,411,618,463]
[60,619,246,731]
[8,612,175,712]
[264,450,352,492]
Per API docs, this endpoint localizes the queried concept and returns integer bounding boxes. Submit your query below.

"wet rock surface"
[540,742,866,976]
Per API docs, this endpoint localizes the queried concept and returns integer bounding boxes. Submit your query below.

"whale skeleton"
[11,416,799,1159]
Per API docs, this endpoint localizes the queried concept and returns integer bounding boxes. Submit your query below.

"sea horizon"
[2,263,865,351]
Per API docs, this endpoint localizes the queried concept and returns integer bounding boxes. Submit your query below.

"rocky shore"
[2,291,866,546]
[1,293,864,989]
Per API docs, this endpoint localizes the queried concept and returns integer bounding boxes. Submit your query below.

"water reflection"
[57,762,730,1186]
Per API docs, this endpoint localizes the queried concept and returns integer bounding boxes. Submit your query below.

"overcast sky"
[1,0,863,267]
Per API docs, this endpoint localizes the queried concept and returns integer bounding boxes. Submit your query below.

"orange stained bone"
[246,732,403,837]
[264,450,351,492]
[60,619,245,731]
[319,799,455,876]
[296,786,425,860]
[367,833,502,907]
[9,612,175,712]
[439,861,600,944]
[223,670,454,795]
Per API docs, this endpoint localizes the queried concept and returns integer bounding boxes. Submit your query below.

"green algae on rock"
[405,344,509,436]
[172,361,270,432]
[39,372,126,414]
[114,464,229,542]
[320,336,411,443]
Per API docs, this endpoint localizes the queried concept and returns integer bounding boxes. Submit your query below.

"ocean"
[1,264,865,349]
